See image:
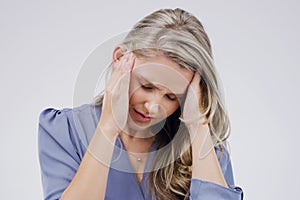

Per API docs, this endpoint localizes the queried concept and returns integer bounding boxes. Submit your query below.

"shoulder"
[38,103,101,131]
[38,106,71,131]
[38,104,101,199]
[38,103,100,123]
[38,103,102,158]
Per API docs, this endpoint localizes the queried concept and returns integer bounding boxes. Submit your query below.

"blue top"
[38,104,243,200]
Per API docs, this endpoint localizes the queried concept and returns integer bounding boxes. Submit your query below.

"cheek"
[128,80,180,116]
[163,101,180,116]
[129,78,141,104]
[129,88,144,105]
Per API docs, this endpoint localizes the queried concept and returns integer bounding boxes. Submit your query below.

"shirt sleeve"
[38,108,82,200]
[189,145,244,200]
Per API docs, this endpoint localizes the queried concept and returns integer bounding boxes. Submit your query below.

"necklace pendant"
[137,157,142,161]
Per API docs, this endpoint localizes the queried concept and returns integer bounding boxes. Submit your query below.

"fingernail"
[130,52,135,59]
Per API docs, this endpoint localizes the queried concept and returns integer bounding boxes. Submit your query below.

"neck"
[119,131,156,153]
[119,130,156,143]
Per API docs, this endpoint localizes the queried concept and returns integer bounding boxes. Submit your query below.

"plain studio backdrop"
[1,0,299,199]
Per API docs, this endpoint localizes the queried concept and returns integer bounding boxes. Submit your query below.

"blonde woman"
[38,8,243,200]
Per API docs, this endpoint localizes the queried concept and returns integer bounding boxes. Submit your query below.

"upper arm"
[38,108,81,200]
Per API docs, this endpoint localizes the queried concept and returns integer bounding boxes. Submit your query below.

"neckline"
[92,103,158,182]
[115,135,156,196]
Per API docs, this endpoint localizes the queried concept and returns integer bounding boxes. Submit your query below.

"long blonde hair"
[93,8,230,200]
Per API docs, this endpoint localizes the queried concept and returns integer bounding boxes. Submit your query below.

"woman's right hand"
[97,51,135,137]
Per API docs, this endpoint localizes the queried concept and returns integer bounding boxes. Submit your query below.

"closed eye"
[141,83,181,101]
[141,84,154,90]
[139,77,184,102]
[166,94,177,101]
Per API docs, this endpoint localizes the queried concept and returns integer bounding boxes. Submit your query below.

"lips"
[133,109,151,122]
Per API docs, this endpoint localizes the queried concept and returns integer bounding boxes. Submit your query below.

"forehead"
[132,56,194,94]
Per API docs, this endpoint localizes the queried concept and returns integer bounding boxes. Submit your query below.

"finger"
[113,52,135,72]
[181,73,203,124]
[189,73,201,94]
[108,52,135,92]
[186,73,201,102]
[110,53,135,131]
[114,53,134,87]
[112,52,135,92]
[124,52,135,71]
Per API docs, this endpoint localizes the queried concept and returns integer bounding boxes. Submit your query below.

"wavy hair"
[93,8,231,200]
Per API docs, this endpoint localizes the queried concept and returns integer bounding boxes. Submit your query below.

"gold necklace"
[117,136,149,162]
[118,133,155,162]
[127,152,148,162]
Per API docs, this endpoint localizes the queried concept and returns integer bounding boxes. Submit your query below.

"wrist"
[188,123,211,144]
[190,129,215,160]
[96,123,119,142]
[181,115,208,128]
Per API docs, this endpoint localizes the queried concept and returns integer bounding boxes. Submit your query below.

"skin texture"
[119,53,194,184]
[183,73,228,187]
[125,55,194,137]
[61,47,227,200]
[61,48,135,200]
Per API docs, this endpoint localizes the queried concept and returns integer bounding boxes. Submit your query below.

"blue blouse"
[38,104,243,200]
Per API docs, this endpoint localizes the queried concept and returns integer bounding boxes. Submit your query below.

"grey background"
[1,0,299,199]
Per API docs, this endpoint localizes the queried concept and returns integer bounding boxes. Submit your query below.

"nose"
[144,102,160,115]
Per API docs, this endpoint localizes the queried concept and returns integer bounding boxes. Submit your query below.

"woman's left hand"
[181,73,208,134]
[182,73,213,159]
[182,75,228,189]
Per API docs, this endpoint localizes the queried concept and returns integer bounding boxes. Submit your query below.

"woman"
[38,8,243,200]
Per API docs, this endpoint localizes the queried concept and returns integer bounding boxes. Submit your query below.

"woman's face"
[127,55,194,132]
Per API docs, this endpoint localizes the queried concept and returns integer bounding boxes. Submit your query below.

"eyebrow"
[137,74,186,96]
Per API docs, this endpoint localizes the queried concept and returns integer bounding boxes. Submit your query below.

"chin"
[127,114,166,135]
